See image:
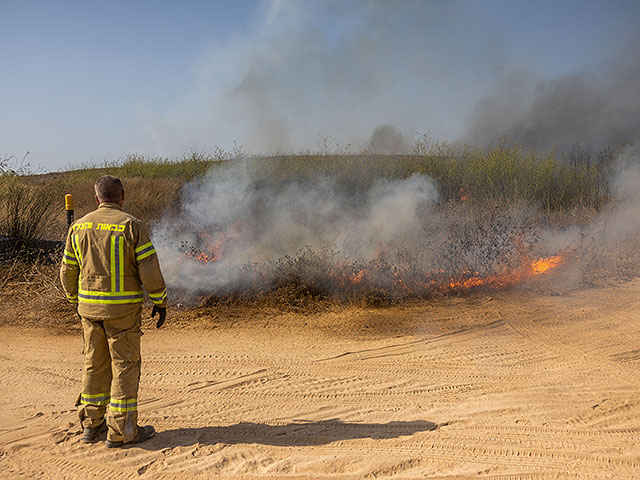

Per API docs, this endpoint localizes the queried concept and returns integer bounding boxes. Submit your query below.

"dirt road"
[1,281,640,479]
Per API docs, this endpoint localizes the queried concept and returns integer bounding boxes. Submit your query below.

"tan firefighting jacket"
[60,202,167,319]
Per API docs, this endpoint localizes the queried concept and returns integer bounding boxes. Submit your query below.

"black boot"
[82,422,107,443]
[105,425,155,448]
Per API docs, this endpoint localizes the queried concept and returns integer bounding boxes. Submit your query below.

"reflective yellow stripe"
[110,235,125,293]
[82,392,110,398]
[78,289,143,305]
[72,234,83,266]
[135,241,156,261]
[79,297,143,305]
[118,237,124,292]
[110,406,137,412]
[81,392,110,406]
[64,249,76,258]
[78,289,143,296]
[148,289,166,301]
[63,256,78,266]
[135,242,153,253]
[137,249,156,261]
[110,398,137,412]
[109,235,125,293]
[110,236,116,292]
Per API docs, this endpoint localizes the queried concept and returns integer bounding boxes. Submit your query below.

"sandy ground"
[1,281,639,479]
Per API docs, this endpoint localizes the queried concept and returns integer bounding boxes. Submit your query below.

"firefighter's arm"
[60,229,80,304]
[134,221,168,308]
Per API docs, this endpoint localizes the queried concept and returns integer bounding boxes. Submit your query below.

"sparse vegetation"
[0,155,64,255]
[0,142,629,319]
[2,144,618,249]
[247,143,615,211]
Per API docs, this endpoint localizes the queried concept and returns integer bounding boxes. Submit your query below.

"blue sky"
[1,0,639,171]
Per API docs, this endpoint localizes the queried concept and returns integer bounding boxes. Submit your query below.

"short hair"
[95,175,124,203]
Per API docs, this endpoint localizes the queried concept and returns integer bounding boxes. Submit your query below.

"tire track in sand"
[2,281,640,479]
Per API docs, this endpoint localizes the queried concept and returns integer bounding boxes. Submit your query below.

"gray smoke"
[143,3,640,156]
[145,1,498,156]
[528,144,640,288]
[584,146,640,272]
[151,146,640,299]
[464,42,640,151]
[366,125,410,154]
[143,1,640,297]
[153,160,441,295]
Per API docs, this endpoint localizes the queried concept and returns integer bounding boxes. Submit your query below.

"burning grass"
[175,212,570,307]
[2,143,637,317]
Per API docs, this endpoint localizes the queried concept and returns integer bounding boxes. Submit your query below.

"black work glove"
[151,306,167,329]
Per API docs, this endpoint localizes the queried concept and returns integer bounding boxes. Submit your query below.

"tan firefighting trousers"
[77,307,142,443]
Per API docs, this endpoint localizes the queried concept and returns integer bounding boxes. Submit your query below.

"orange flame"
[530,255,564,274]
[351,269,365,284]
[444,254,565,291]
[459,187,471,201]
[181,223,566,296]
[344,252,566,295]
[181,233,223,264]
[181,221,246,265]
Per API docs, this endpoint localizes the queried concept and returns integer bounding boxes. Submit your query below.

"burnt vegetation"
[0,143,636,319]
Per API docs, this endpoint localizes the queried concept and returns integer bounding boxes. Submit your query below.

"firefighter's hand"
[151,306,167,329]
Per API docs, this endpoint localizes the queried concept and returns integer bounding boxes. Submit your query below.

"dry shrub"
[0,176,60,253]
[50,176,183,234]
[2,148,634,322]
[251,283,329,313]
[197,283,331,314]
[0,256,77,329]
[122,177,182,224]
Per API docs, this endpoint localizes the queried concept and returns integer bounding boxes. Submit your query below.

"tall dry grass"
[0,143,625,315]
[247,143,614,211]
[0,174,62,254]
[4,143,616,257]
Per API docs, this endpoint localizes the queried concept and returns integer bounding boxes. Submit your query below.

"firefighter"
[60,175,168,447]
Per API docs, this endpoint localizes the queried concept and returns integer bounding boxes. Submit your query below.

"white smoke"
[532,145,640,288]
[585,146,640,256]
[607,146,640,236]
[153,160,440,295]
[151,146,640,298]
[143,1,497,156]
[138,2,640,157]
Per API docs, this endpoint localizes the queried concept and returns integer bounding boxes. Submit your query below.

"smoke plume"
[144,2,640,157]
[145,1,498,156]
[153,161,440,295]
[366,125,410,154]
[464,42,640,151]
[151,145,640,300]
[153,159,568,299]
[143,2,640,299]
[579,145,640,282]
